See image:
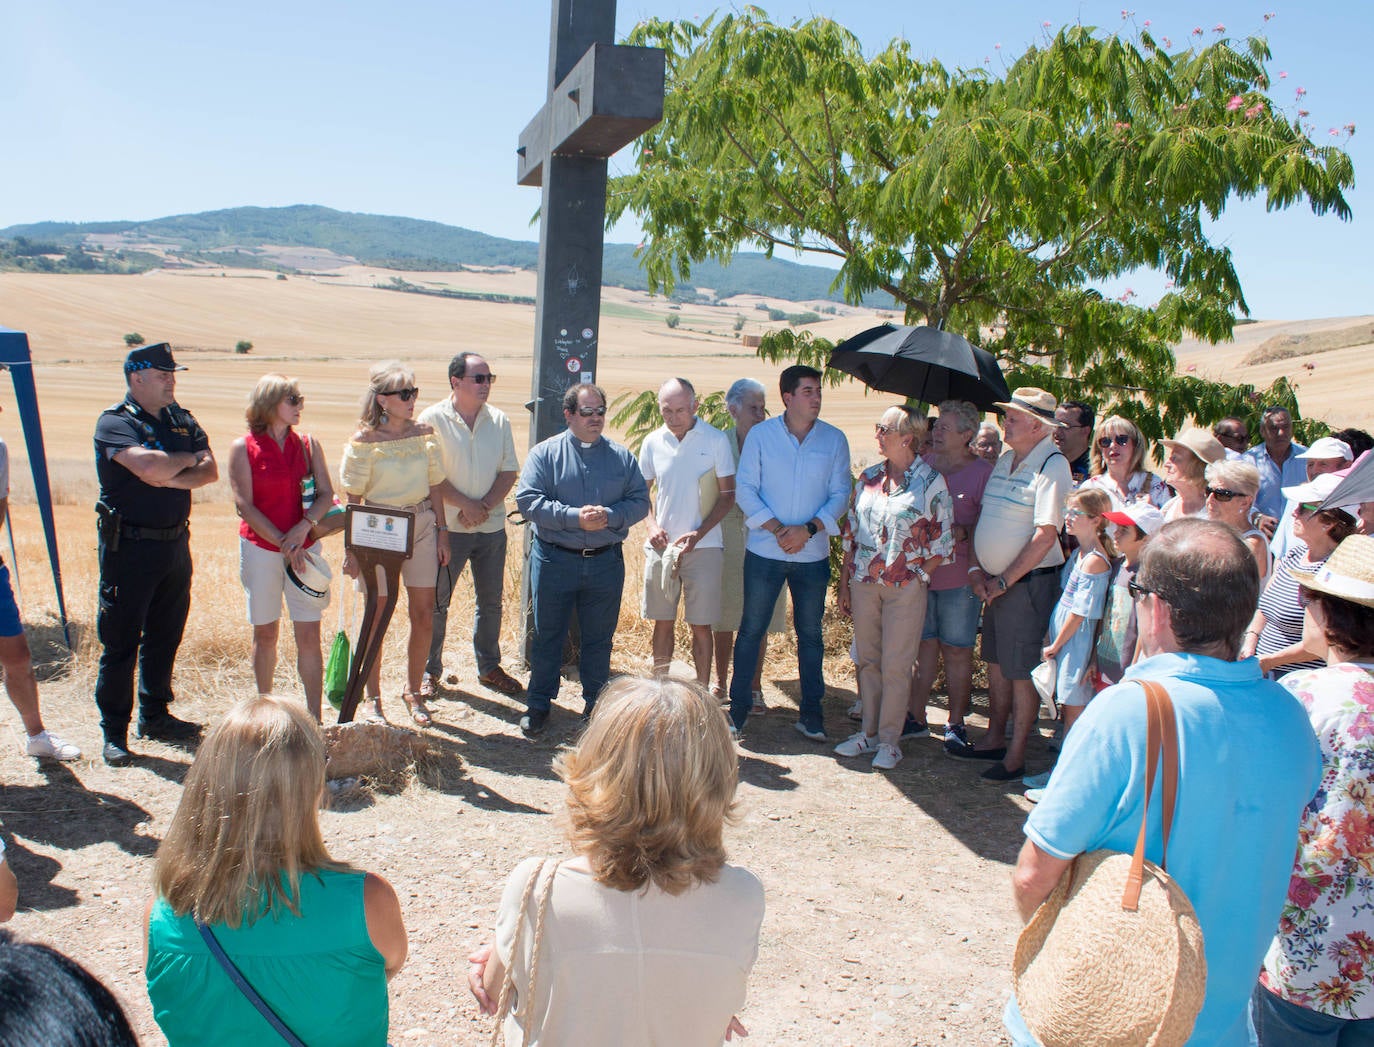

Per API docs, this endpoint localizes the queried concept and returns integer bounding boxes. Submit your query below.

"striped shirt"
[1256,548,1327,677]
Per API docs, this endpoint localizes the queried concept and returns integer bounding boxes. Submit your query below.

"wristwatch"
[805,521,819,537]
[996,575,1009,592]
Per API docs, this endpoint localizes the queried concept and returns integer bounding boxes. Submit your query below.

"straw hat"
[1291,533,1374,608]
[994,388,1066,427]
[1159,428,1225,466]
[1013,850,1206,1047]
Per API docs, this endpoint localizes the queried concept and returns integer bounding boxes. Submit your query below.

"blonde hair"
[555,676,738,895]
[245,373,300,434]
[358,360,415,429]
[1089,415,1148,476]
[153,696,349,927]
[1068,487,1119,560]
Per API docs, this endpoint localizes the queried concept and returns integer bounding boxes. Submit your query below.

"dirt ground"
[0,624,1045,1046]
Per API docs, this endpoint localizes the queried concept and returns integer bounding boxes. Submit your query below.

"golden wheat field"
[0,267,1369,1046]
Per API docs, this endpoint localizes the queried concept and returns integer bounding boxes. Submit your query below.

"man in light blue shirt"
[1246,406,1307,520]
[1007,518,1320,1047]
[730,365,851,740]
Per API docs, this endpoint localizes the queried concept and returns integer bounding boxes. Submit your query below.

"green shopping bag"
[324,573,352,710]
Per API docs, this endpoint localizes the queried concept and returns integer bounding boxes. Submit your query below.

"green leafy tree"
[666,313,681,328]
[235,340,253,354]
[123,333,145,348]
[609,12,1354,440]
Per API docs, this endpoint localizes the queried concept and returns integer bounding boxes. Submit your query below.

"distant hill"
[0,205,892,306]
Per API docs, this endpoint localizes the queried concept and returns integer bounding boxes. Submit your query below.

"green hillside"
[1,205,890,306]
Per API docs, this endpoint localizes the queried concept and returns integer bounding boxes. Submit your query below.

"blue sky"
[1,2,1365,319]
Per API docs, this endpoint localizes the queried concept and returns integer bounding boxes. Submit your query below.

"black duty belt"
[539,538,621,558]
[119,521,189,541]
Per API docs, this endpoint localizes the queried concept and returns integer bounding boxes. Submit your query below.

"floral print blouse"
[841,458,954,588]
[1260,662,1374,1018]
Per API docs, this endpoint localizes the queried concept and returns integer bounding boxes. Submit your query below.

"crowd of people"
[4,340,1374,1044]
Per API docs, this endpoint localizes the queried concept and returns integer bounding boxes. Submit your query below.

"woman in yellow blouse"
[340,361,450,725]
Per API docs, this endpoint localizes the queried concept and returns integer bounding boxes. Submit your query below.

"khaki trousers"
[850,579,927,746]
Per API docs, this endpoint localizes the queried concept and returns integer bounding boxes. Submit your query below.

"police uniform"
[93,367,209,749]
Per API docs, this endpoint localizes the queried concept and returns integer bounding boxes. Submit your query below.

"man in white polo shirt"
[952,387,1071,782]
[419,351,523,697]
[640,378,737,685]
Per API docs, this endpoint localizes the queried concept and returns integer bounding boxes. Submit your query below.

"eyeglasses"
[874,423,898,435]
[1205,486,1244,502]
[380,387,419,402]
[1127,578,1155,602]
[575,405,607,417]
[1097,434,1133,449]
[284,394,305,407]
[464,374,497,385]
[1064,507,1088,521]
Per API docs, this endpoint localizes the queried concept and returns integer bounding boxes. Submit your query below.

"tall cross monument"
[516,0,664,658]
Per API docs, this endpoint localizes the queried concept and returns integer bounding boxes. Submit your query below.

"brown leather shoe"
[479,666,524,695]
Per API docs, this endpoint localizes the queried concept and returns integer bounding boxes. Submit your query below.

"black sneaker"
[136,713,202,742]
[102,741,133,767]
[519,710,548,738]
[899,716,929,740]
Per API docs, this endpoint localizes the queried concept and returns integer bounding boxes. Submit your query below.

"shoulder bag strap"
[491,859,559,1047]
[1121,681,1181,911]
[196,920,308,1047]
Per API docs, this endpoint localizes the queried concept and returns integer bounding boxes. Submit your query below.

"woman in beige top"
[467,676,764,1045]
[339,361,448,725]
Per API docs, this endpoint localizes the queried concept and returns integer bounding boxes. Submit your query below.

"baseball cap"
[1103,505,1165,536]
[1297,437,1353,462]
[1282,472,1362,517]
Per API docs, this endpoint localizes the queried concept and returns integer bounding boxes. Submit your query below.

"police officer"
[94,343,217,766]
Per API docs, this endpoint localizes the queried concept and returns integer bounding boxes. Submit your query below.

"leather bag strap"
[1122,680,1180,910]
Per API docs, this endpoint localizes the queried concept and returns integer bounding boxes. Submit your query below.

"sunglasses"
[576,405,607,417]
[1064,507,1092,521]
[1205,486,1244,502]
[284,394,305,407]
[1097,434,1133,449]
[874,423,899,435]
[464,374,497,385]
[381,387,419,402]
[1296,502,1322,517]
[1127,578,1155,602]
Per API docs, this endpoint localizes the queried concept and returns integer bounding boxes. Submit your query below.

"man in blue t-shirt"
[1007,518,1321,1047]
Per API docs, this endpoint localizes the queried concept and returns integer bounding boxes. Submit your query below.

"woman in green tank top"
[144,696,408,1046]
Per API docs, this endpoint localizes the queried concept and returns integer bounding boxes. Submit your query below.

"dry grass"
[1242,321,1374,365]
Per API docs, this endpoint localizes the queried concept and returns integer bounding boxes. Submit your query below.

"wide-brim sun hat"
[1290,533,1374,608]
[994,387,1065,427]
[1159,428,1225,466]
[286,548,332,599]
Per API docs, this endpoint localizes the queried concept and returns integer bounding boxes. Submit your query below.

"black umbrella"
[826,324,1011,412]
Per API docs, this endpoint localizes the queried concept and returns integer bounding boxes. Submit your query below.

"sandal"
[403,691,433,727]
[361,697,385,723]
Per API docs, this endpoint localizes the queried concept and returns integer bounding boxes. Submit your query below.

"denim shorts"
[0,564,22,638]
[921,584,981,648]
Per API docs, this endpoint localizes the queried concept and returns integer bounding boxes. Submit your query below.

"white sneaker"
[834,731,878,757]
[872,743,903,771]
[26,730,81,761]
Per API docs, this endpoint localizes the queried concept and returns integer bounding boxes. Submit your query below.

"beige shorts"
[354,503,439,596]
[642,546,724,625]
[240,538,329,626]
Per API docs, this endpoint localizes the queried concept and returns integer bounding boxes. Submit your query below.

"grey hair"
[1204,459,1260,497]
[725,378,766,411]
[937,400,981,435]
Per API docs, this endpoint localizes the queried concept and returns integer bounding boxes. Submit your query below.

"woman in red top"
[228,375,335,720]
